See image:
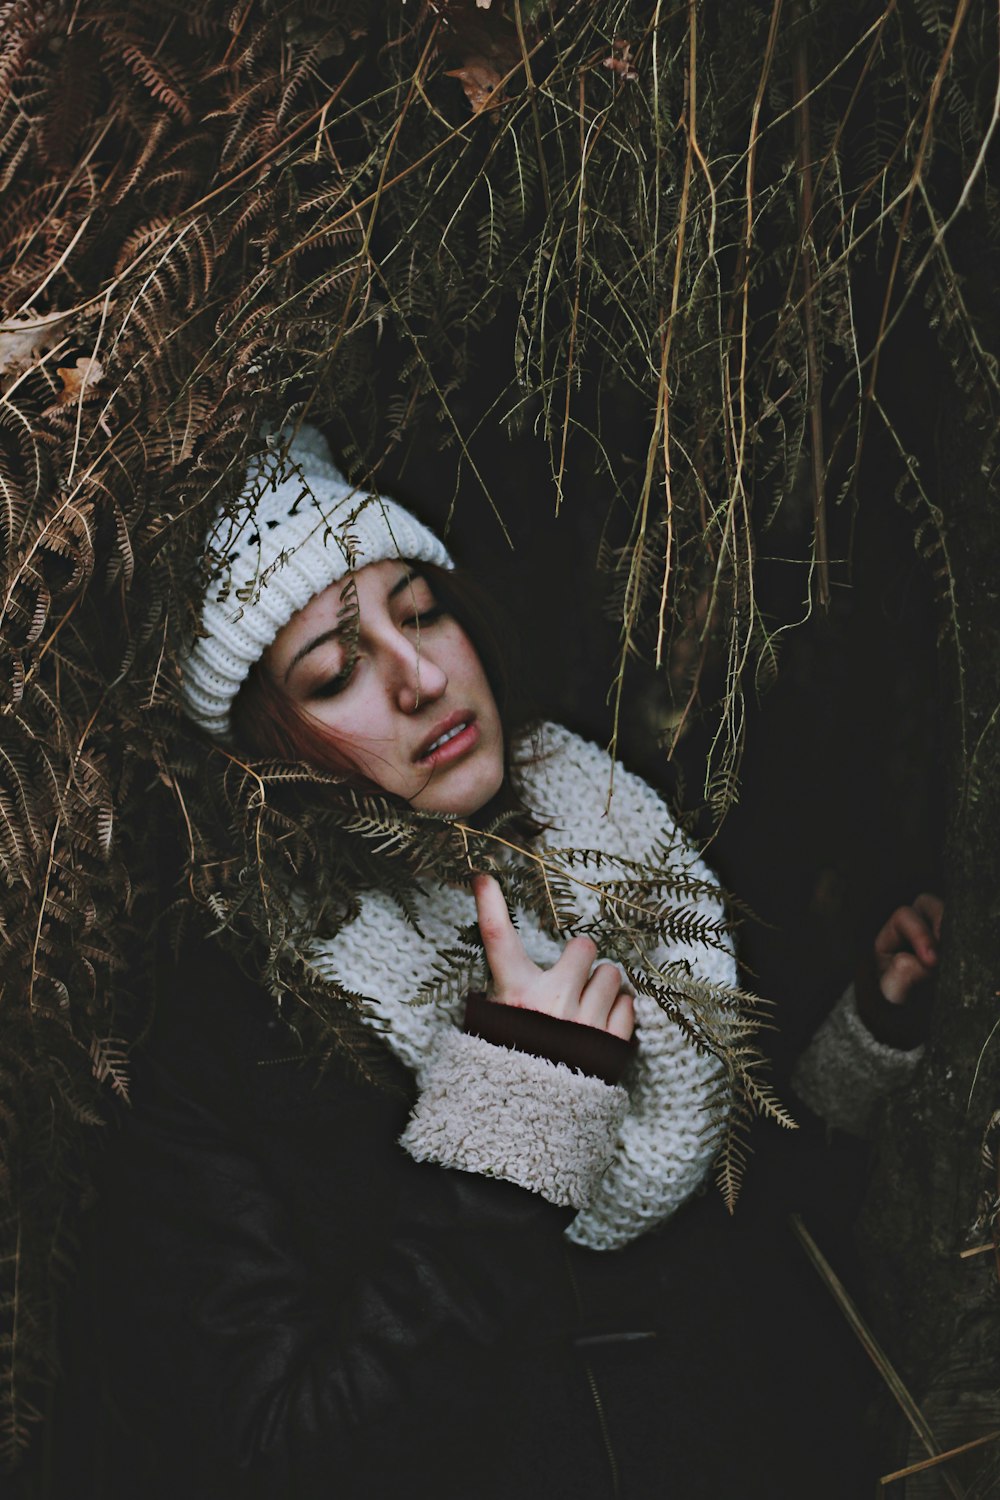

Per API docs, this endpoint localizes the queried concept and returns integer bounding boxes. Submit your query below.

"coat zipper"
[563,1249,622,1500]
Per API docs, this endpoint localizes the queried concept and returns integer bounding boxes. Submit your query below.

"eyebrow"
[283,569,417,683]
[388,569,417,600]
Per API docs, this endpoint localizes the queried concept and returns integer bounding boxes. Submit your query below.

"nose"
[390,633,447,715]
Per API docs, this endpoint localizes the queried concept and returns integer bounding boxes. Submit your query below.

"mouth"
[415,712,480,767]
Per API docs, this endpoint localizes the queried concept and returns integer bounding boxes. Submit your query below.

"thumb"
[880,951,933,1006]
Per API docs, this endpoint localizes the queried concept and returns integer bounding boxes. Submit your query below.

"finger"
[880,951,934,1007]
[588,957,635,997]
[550,934,600,995]
[873,908,916,959]
[577,961,625,1027]
[874,906,938,968]
[606,990,635,1042]
[472,875,532,983]
[913,892,944,942]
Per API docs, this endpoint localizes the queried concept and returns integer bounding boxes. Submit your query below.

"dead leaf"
[56,356,104,403]
[603,38,638,82]
[0,312,71,377]
[437,0,523,114]
[445,56,505,112]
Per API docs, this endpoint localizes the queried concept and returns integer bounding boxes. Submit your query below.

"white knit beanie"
[180,425,453,741]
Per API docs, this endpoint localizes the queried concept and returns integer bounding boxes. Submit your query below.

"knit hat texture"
[180,425,452,740]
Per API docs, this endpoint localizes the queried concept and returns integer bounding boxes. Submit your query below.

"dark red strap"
[463,992,635,1086]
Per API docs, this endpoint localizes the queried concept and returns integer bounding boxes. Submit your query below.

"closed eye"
[403,605,446,629]
[311,661,356,699]
[311,606,446,698]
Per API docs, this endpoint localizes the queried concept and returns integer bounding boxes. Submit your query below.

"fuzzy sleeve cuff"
[791,983,923,1137]
[399,1029,628,1210]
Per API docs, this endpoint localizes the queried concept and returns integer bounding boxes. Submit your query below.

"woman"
[99,425,939,1498]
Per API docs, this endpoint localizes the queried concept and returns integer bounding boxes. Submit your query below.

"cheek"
[450,632,496,700]
[299,700,384,776]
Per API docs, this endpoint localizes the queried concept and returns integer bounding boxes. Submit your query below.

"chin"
[411,758,506,817]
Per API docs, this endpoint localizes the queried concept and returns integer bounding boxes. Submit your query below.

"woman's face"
[264,561,506,816]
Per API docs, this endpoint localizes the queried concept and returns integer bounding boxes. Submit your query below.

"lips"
[415,711,477,764]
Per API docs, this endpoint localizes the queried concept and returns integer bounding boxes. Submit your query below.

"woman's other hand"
[873,893,944,1005]
[472,874,635,1041]
[856,892,943,1048]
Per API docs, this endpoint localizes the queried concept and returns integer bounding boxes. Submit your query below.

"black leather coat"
[95,934,634,1500]
[78,932,873,1500]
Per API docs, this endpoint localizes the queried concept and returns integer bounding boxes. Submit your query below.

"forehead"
[266,559,418,666]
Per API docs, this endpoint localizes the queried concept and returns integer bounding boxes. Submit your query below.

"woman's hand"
[472,874,635,1041]
[873,893,944,1005]
[856,892,943,1048]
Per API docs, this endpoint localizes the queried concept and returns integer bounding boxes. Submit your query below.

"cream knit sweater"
[310,722,732,1252]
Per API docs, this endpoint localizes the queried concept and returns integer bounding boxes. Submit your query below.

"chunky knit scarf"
[310,723,735,1252]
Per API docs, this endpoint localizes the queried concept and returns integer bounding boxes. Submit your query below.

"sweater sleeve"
[791,983,923,1136]
[305,888,631,1211]
[400,1019,629,1209]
